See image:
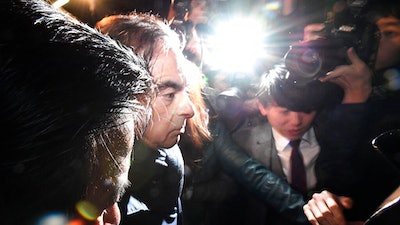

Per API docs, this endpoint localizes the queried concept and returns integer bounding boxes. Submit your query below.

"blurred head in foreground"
[0,0,155,224]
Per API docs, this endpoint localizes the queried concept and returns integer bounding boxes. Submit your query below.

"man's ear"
[257,100,268,116]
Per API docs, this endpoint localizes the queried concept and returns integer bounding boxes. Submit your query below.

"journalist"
[303,0,400,224]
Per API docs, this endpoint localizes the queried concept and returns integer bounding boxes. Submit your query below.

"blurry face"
[375,16,400,70]
[188,0,208,24]
[258,100,316,141]
[142,46,195,149]
[84,115,135,225]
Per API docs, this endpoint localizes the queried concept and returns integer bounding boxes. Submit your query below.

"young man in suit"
[230,61,400,224]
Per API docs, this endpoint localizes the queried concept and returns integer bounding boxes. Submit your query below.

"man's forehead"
[157,62,193,87]
[155,73,187,89]
[268,97,315,113]
[377,16,400,27]
[267,99,286,109]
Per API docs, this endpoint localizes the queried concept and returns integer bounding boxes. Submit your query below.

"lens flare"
[34,212,68,225]
[383,68,400,91]
[75,200,99,221]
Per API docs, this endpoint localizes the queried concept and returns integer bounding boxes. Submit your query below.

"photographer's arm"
[212,120,310,225]
[319,47,373,104]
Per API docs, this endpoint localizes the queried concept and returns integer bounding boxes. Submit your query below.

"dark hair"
[96,13,182,64]
[0,0,154,223]
[363,0,400,21]
[256,63,342,112]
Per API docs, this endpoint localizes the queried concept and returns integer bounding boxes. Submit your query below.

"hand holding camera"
[321,47,373,103]
[283,0,379,87]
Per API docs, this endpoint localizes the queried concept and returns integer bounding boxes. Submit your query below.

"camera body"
[283,0,380,85]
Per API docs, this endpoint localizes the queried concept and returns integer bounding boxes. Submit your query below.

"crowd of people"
[1,0,400,225]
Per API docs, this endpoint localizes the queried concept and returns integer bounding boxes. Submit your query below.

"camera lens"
[295,48,322,77]
[284,45,322,84]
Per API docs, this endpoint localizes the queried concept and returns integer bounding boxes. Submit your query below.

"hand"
[319,48,373,104]
[303,190,357,225]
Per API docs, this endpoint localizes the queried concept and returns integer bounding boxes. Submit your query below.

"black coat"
[315,90,400,221]
[119,141,184,225]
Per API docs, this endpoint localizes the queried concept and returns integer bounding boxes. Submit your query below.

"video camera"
[283,0,380,85]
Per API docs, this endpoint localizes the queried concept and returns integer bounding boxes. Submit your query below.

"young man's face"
[375,16,400,70]
[258,100,317,141]
[142,46,195,149]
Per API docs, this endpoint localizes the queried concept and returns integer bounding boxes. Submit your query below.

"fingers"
[319,47,367,83]
[319,65,348,82]
[336,196,353,210]
[346,47,363,66]
[303,191,349,225]
[318,46,373,103]
[321,191,347,223]
[303,202,321,225]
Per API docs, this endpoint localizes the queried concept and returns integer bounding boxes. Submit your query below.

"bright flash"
[52,0,70,8]
[207,17,267,73]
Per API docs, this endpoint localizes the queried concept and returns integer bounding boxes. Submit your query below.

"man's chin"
[164,136,180,149]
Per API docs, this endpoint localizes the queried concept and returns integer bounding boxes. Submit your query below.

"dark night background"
[61,0,172,26]
[58,0,338,66]
[59,0,336,27]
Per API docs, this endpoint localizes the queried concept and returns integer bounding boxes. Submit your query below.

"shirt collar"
[272,127,315,152]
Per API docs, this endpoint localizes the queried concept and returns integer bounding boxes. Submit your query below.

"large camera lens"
[283,38,348,85]
[284,45,323,84]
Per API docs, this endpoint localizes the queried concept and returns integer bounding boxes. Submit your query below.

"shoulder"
[233,114,271,136]
[231,114,273,148]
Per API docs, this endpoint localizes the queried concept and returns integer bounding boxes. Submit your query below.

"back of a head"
[257,63,342,112]
[0,0,154,223]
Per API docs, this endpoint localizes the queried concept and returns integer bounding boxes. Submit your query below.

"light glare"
[207,17,267,73]
[52,0,70,8]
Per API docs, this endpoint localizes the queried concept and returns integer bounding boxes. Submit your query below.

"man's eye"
[165,93,175,100]
[382,31,392,37]
[380,30,396,38]
[279,110,289,115]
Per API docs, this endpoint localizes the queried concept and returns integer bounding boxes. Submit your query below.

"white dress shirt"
[272,127,320,190]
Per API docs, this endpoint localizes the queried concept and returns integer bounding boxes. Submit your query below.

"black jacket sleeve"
[315,101,400,221]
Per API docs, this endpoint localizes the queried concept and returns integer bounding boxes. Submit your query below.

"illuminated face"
[258,100,316,141]
[83,115,135,225]
[142,45,195,149]
[375,16,400,70]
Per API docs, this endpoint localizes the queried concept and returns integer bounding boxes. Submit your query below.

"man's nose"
[290,112,302,126]
[94,203,121,225]
[179,95,195,119]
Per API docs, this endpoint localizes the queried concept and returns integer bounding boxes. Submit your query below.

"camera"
[214,71,260,119]
[283,0,380,85]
